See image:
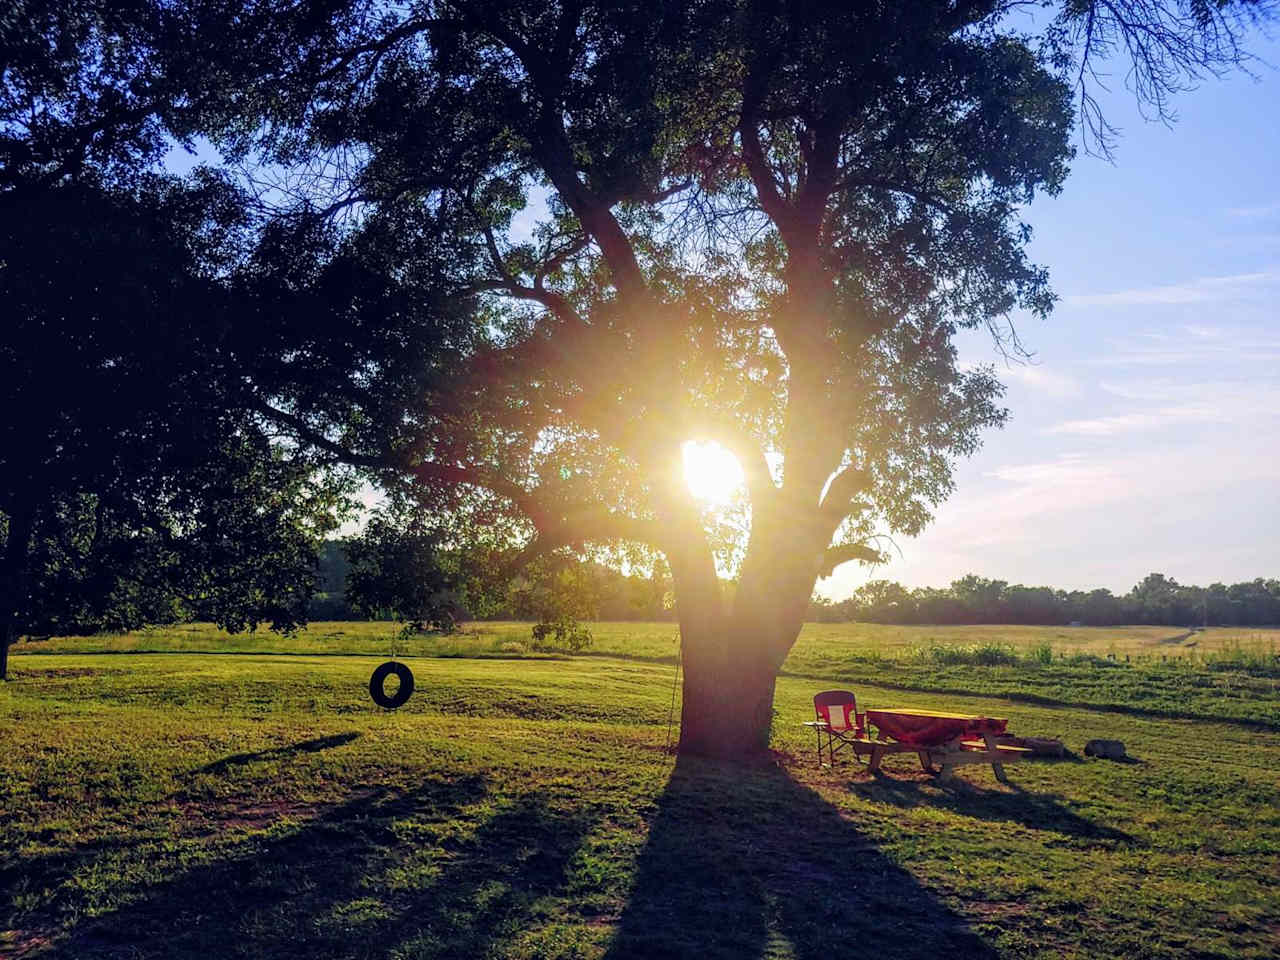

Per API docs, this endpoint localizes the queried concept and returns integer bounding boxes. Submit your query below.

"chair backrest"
[813,689,859,732]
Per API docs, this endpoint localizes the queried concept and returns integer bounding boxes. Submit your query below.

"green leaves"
[344,513,462,631]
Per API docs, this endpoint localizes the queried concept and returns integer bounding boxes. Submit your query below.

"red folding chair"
[805,689,878,766]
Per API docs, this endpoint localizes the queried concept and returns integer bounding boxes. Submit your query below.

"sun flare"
[682,441,746,505]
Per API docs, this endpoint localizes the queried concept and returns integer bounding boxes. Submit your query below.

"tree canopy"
[0,8,353,675]
[3,0,1270,750]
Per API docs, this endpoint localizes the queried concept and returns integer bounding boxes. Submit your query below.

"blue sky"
[822,31,1280,597]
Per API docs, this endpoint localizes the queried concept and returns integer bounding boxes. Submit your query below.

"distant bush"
[1062,652,1124,669]
[530,615,593,653]
[917,642,1020,667]
[1202,651,1280,678]
[306,592,359,620]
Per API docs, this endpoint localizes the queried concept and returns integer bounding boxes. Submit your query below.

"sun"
[682,441,746,505]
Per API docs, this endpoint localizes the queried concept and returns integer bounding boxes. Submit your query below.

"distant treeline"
[313,541,1277,627]
[807,573,1280,627]
[309,541,676,622]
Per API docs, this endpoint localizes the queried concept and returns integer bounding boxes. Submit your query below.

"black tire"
[369,660,414,709]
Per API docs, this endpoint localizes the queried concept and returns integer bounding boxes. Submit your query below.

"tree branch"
[739,117,793,235]
[833,176,955,216]
[459,277,585,328]
[820,463,872,525]
[817,542,884,579]
[252,400,382,469]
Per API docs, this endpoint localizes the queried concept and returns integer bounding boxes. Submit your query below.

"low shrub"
[530,615,593,652]
[916,642,1020,667]
[1029,641,1054,665]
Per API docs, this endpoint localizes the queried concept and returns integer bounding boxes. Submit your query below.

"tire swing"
[369,660,414,709]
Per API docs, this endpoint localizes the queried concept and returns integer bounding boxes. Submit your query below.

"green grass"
[3,624,1279,958]
[26,620,1278,726]
[22,620,1278,662]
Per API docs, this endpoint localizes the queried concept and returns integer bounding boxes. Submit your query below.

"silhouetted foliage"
[0,6,352,677]
[0,174,355,677]
[344,515,462,631]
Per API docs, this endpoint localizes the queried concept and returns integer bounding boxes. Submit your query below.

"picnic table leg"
[917,750,936,773]
[869,743,886,773]
[983,732,1008,783]
[930,740,964,782]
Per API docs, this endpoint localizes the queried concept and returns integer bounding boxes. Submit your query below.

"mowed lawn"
[3,625,1279,958]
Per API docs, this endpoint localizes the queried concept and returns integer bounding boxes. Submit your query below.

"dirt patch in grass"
[965,900,1032,922]
[12,667,117,681]
[194,798,311,831]
[175,787,382,834]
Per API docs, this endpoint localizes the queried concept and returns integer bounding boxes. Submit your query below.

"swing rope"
[663,646,682,754]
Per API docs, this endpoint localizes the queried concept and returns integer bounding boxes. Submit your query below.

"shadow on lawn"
[48,775,600,959]
[849,775,1136,846]
[17,754,1115,958]
[193,731,362,774]
[603,755,1000,960]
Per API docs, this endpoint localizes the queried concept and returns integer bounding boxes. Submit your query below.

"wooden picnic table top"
[864,707,1007,723]
[863,707,1008,748]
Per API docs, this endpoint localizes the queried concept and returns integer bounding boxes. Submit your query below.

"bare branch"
[1060,0,1269,158]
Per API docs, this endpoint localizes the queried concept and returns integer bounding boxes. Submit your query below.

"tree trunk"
[674,554,816,758]
[677,626,783,757]
[0,504,34,682]
[663,456,832,758]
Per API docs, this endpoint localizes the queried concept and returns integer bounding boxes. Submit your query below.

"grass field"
[21,619,1280,660]
[3,622,1279,958]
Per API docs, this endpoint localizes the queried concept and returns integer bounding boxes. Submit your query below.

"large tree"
[148,0,1269,756]
[10,2,1266,749]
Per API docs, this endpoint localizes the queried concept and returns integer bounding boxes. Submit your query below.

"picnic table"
[862,708,1030,782]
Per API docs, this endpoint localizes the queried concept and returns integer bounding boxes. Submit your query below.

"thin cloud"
[1096,326,1280,367]
[1226,201,1280,219]
[1049,407,1219,435]
[946,442,1280,547]
[1064,270,1277,307]
[1049,381,1280,435]
[999,364,1081,397]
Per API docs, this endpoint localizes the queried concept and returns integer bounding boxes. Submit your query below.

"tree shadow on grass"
[848,774,1136,846]
[603,755,1000,960]
[193,731,362,775]
[42,776,601,959]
